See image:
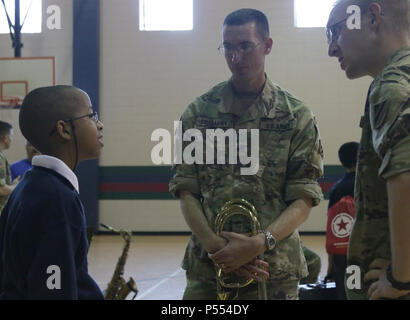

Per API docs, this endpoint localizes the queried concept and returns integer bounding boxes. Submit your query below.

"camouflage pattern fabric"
[300,245,322,285]
[0,151,11,214]
[183,271,299,300]
[346,46,410,300]
[169,76,324,299]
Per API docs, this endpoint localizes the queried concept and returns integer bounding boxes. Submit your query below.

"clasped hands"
[365,258,410,300]
[207,231,269,283]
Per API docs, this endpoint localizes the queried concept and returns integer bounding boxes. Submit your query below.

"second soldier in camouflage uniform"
[327,0,410,300]
[169,9,324,300]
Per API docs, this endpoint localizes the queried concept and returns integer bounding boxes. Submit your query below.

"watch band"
[386,265,410,291]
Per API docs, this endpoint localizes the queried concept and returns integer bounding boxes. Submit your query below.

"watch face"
[265,231,275,250]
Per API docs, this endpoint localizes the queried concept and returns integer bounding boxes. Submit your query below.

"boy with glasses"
[0,85,104,299]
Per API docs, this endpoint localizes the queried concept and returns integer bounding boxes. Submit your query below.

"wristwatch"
[263,230,276,251]
[386,265,410,291]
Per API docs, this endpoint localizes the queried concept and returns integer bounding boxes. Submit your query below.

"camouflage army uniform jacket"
[0,151,11,214]
[169,77,324,281]
[346,46,410,300]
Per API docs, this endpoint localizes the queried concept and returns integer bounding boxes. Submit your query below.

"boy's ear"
[55,120,72,141]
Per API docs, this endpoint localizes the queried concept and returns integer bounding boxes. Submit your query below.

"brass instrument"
[214,199,268,300]
[101,224,138,300]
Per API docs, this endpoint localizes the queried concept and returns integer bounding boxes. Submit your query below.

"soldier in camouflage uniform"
[169,9,324,300]
[0,121,19,215]
[327,0,410,299]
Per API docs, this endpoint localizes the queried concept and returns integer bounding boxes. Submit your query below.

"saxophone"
[101,224,138,300]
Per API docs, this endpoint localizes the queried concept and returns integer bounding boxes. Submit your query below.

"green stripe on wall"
[99,192,174,200]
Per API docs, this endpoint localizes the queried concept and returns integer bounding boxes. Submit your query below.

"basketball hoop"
[1,96,23,109]
[0,95,24,109]
[0,80,27,109]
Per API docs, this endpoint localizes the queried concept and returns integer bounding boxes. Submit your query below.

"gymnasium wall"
[0,0,72,84]
[0,0,72,164]
[1,0,373,232]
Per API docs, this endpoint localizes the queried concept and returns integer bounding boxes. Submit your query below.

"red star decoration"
[337,218,348,231]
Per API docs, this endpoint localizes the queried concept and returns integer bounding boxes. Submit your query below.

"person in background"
[10,141,40,181]
[0,121,20,215]
[326,141,359,299]
[300,245,322,285]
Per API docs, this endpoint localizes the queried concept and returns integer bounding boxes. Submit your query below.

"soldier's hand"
[367,269,410,300]
[208,231,264,273]
[364,258,391,282]
[233,259,269,282]
[205,235,228,254]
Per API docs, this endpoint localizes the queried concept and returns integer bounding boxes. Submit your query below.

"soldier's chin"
[345,66,365,80]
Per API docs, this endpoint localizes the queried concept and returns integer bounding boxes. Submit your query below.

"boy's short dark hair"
[224,8,270,40]
[338,142,359,169]
[0,121,12,139]
[19,85,82,153]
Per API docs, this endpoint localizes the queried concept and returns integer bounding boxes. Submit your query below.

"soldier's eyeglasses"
[218,41,263,56]
[326,17,349,45]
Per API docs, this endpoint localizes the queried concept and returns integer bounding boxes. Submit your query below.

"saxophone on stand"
[100,223,139,300]
[214,199,268,300]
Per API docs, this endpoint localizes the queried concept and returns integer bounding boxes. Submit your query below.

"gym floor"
[87,234,327,300]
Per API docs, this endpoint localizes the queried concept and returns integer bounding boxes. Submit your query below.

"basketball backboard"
[0,57,55,108]
[0,57,55,164]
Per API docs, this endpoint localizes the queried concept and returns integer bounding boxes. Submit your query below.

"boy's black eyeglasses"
[49,111,99,136]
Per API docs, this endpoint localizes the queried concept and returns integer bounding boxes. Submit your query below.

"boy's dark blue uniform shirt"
[0,159,103,300]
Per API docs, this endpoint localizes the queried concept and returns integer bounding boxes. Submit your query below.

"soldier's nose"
[231,52,242,64]
[328,41,339,57]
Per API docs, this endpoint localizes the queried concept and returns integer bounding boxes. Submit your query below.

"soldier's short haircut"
[224,8,270,40]
[338,141,359,169]
[19,85,83,153]
[0,121,12,139]
[335,0,410,32]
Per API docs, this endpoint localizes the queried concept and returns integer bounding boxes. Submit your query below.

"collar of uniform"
[217,74,277,119]
[387,45,410,66]
[372,46,410,88]
[32,155,79,193]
